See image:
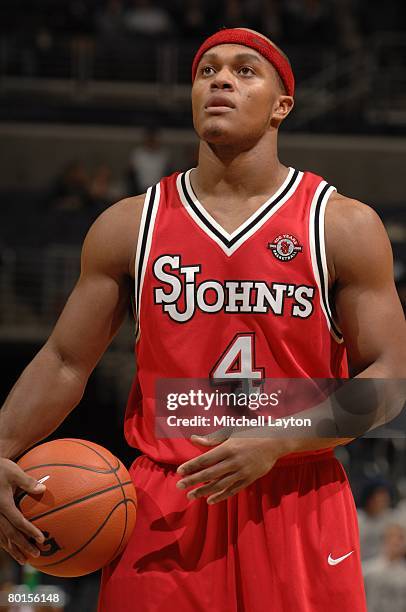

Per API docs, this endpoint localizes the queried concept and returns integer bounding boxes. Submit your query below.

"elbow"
[41,341,90,390]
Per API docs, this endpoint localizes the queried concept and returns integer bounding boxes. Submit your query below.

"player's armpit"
[326,195,406,378]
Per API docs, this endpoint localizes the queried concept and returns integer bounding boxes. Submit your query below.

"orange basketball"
[16,439,137,577]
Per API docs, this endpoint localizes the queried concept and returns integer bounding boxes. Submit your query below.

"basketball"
[15,439,137,577]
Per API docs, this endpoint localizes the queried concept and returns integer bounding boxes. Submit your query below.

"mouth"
[204,96,235,114]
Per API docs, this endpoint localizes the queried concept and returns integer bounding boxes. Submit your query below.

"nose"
[210,67,235,91]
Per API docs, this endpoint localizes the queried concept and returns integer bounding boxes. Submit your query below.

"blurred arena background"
[0,1,405,610]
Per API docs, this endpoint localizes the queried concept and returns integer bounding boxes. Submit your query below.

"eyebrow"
[200,51,264,64]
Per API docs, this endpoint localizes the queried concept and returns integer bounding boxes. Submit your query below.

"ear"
[270,95,294,127]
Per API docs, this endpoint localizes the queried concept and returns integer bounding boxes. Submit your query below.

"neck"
[193,132,287,199]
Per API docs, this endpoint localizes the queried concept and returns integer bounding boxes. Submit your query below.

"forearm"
[0,344,88,460]
[276,360,406,457]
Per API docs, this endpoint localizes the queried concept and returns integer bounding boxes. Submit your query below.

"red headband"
[191,29,294,96]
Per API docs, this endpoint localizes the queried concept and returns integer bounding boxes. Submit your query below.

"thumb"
[190,427,232,446]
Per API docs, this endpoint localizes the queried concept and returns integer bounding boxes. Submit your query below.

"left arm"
[176,196,406,503]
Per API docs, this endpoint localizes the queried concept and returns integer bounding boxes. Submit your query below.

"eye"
[201,66,215,76]
[238,66,255,76]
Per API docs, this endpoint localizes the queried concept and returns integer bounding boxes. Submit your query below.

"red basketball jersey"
[124,167,348,464]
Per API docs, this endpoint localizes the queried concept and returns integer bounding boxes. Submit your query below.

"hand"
[176,428,281,504]
[0,458,46,565]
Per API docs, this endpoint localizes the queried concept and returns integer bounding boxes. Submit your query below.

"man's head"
[383,524,406,562]
[361,480,392,517]
[191,28,294,147]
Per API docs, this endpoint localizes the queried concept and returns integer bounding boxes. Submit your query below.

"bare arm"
[0,195,143,563]
[270,194,406,450]
[328,195,406,378]
[0,195,144,460]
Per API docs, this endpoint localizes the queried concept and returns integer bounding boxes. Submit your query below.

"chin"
[198,120,241,145]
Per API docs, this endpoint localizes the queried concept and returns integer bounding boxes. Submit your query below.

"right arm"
[0,194,144,563]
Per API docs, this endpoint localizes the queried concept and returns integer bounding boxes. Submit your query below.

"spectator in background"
[44,161,96,246]
[280,0,334,45]
[48,161,91,211]
[177,0,207,39]
[363,523,406,612]
[89,163,125,210]
[333,0,362,52]
[128,128,169,194]
[358,479,395,561]
[221,0,247,29]
[96,0,126,44]
[246,0,283,42]
[64,0,97,79]
[64,0,97,38]
[123,0,173,37]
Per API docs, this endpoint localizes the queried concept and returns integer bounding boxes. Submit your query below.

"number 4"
[210,333,265,381]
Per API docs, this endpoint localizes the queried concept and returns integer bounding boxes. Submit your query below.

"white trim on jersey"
[309,181,343,344]
[176,167,304,257]
[134,182,161,341]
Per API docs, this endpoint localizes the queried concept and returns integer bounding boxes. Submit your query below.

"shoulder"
[93,193,146,228]
[326,192,384,234]
[82,193,146,279]
[325,192,392,286]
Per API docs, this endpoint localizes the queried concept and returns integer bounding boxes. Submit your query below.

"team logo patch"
[268,234,303,261]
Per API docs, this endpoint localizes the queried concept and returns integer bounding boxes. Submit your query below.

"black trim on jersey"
[314,184,343,340]
[180,169,300,249]
[135,184,157,334]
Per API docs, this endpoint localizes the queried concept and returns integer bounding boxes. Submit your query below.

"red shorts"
[98,451,366,612]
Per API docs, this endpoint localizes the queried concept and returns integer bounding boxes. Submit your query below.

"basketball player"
[0,28,405,611]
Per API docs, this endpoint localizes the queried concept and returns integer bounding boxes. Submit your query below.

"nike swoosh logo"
[328,551,354,566]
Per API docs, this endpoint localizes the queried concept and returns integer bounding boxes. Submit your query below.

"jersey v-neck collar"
[176,167,303,256]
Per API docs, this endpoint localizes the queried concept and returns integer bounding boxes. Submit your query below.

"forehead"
[196,43,281,88]
[200,43,266,64]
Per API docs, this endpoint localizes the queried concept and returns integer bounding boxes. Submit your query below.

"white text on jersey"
[153,255,316,323]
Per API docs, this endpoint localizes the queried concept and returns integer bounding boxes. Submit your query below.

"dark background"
[0,1,405,610]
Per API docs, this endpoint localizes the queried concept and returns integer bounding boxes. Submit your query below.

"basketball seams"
[21,462,120,475]
[16,461,121,508]
[61,440,122,480]
[18,439,135,575]
[62,439,129,563]
[106,489,135,563]
[38,497,137,571]
[28,480,134,522]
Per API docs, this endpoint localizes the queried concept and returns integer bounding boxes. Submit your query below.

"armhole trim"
[134,183,161,341]
[309,181,343,344]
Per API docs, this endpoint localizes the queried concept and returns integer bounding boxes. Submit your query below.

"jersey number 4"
[210,333,265,383]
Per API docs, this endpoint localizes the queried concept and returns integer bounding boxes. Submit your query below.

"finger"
[9,529,41,559]
[177,444,230,476]
[5,540,28,565]
[9,463,47,495]
[176,459,235,490]
[207,479,247,504]
[1,492,44,543]
[0,515,41,558]
[190,427,232,446]
[187,473,238,500]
